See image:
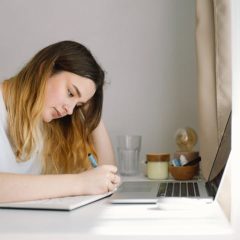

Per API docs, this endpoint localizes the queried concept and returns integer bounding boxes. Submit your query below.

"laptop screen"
[206,112,231,198]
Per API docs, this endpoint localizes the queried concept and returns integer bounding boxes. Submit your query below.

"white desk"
[0,175,233,240]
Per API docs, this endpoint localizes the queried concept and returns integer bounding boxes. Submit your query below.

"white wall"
[0,0,197,163]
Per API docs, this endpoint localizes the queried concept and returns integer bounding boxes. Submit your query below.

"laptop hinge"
[205,182,216,198]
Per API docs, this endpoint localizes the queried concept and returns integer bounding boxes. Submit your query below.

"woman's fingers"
[112,174,121,184]
[90,164,121,193]
[106,173,121,192]
[107,181,118,192]
[107,182,114,192]
[108,172,121,184]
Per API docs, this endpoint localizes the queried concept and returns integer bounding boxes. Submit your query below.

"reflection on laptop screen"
[206,112,231,198]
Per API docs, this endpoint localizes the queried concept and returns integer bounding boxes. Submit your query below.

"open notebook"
[0,191,114,211]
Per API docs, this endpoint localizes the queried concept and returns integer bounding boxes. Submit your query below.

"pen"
[88,153,98,168]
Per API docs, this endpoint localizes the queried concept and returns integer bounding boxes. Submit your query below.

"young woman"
[0,40,120,203]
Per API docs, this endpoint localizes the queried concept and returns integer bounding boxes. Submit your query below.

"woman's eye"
[67,89,74,97]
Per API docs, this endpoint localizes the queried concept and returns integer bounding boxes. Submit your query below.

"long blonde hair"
[2,41,105,174]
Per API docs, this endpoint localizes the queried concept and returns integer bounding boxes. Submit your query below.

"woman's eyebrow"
[73,84,81,97]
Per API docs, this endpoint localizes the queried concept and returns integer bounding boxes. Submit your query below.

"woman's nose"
[63,104,74,115]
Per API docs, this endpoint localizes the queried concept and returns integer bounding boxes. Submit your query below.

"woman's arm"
[0,164,120,203]
[91,119,116,165]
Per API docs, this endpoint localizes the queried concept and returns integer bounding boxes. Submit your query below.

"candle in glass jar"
[146,153,170,180]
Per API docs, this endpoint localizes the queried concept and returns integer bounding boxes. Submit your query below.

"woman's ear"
[82,102,90,112]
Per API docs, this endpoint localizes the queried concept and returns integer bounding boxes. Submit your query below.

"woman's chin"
[42,115,53,123]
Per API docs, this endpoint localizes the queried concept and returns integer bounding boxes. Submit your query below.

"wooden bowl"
[168,164,199,180]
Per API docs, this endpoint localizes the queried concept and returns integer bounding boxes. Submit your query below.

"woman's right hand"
[75,165,121,195]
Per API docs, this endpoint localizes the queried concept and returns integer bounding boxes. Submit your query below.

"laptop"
[110,112,231,204]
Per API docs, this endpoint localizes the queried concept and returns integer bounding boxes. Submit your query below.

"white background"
[0,0,197,163]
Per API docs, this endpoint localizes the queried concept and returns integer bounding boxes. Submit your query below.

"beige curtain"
[195,0,232,180]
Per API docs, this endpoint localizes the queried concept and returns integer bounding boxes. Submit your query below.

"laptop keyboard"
[157,182,200,197]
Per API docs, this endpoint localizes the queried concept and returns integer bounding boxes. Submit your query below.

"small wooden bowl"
[168,164,199,180]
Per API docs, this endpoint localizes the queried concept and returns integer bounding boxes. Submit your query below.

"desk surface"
[0,175,233,240]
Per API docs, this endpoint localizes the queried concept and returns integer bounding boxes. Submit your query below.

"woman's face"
[42,71,96,123]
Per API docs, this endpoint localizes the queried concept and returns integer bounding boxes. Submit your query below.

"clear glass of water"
[117,135,142,176]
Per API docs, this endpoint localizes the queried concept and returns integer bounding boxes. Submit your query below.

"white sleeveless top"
[0,88,42,174]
